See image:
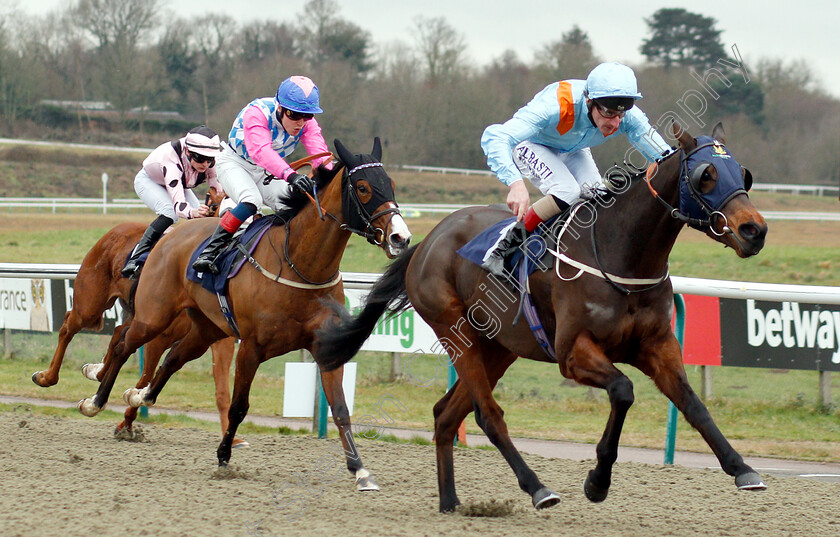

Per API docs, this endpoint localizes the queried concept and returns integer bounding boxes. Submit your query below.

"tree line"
[0,0,837,185]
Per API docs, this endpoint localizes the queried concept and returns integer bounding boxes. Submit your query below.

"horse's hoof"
[532,486,561,509]
[122,387,150,408]
[355,468,380,492]
[583,471,610,503]
[735,472,767,490]
[31,371,53,387]
[439,499,461,513]
[81,363,103,382]
[77,397,103,417]
[231,438,250,449]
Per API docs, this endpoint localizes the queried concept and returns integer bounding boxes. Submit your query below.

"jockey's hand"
[506,180,530,221]
[191,204,212,218]
[288,172,315,196]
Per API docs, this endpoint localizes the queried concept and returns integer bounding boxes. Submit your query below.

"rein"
[242,155,399,289]
[547,204,670,295]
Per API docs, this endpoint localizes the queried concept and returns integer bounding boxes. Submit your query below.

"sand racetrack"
[2,409,838,537]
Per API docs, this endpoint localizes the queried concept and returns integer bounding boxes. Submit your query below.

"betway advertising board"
[681,295,840,371]
[3,275,838,371]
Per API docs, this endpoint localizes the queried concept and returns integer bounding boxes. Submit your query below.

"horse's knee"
[607,376,634,411]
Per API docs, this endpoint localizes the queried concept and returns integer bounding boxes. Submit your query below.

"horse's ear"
[712,122,726,145]
[372,137,382,161]
[334,138,354,166]
[672,121,696,152]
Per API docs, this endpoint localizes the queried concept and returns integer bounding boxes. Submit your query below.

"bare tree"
[533,25,600,80]
[72,0,160,116]
[296,0,371,73]
[413,16,467,85]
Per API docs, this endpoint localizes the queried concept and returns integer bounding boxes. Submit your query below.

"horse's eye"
[358,185,368,193]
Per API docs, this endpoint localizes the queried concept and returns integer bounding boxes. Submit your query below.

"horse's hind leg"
[116,330,173,434]
[565,334,636,503]
[317,365,378,491]
[430,317,556,511]
[636,335,766,491]
[433,347,544,512]
[127,317,225,409]
[78,318,162,416]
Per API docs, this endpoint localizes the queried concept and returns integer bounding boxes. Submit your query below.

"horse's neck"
[285,174,350,279]
[587,157,683,277]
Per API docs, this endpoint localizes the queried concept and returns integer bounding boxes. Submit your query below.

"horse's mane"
[272,161,343,220]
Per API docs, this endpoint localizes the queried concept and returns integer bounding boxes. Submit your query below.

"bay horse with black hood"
[318,123,768,511]
[77,138,411,492]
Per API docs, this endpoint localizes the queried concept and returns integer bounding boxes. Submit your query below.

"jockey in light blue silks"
[192,75,332,274]
[479,62,672,277]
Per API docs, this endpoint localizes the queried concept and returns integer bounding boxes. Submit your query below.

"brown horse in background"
[317,123,768,511]
[78,138,412,491]
[32,188,246,446]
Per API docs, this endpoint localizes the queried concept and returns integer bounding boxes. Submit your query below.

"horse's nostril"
[739,222,766,242]
[390,233,409,249]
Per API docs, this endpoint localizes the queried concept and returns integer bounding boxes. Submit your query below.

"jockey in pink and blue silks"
[479,62,672,277]
[122,126,223,279]
[192,75,333,274]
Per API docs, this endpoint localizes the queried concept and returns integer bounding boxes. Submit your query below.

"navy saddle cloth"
[456,215,558,277]
[186,215,276,294]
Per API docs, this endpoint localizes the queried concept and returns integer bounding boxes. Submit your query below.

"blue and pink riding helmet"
[275,75,324,114]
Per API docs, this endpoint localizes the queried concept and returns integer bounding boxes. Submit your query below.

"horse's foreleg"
[218,339,261,467]
[211,338,248,448]
[566,334,635,503]
[33,310,83,387]
[638,336,766,490]
[318,365,377,491]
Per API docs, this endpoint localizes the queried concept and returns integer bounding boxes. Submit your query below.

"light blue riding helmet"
[275,75,324,114]
[585,62,643,110]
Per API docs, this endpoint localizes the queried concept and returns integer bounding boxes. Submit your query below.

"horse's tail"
[317,244,419,371]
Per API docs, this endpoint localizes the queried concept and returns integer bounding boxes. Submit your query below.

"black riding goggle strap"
[677,136,752,232]
[341,161,401,245]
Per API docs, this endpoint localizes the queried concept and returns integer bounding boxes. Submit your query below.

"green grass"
[2,331,838,462]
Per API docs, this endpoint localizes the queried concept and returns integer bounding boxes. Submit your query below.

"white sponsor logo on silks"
[746,300,840,363]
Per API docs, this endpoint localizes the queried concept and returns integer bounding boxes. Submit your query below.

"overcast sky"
[12,0,840,98]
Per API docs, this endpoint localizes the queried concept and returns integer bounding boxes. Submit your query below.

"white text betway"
[747,300,840,363]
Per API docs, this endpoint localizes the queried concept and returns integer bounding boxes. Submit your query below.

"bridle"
[270,159,401,286]
[339,162,402,245]
[643,143,747,237]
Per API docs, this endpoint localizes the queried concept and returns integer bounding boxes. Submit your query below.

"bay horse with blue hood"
[317,123,768,511]
[77,138,411,492]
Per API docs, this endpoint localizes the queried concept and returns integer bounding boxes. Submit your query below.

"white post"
[101,172,108,214]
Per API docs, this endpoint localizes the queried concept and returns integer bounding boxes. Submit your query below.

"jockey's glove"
[288,172,316,196]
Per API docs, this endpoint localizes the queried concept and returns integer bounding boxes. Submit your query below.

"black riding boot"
[192,224,235,274]
[481,221,527,278]
[121,217,170,279]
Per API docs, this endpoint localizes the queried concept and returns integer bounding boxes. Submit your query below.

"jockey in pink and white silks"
[122,126,223,279]
[192,75,333,274]
[479,62,672,277]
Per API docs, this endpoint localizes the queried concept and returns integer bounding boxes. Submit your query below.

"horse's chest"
[582,301,663,342]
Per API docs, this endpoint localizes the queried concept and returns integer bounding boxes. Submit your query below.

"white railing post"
[101,172,108,214]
